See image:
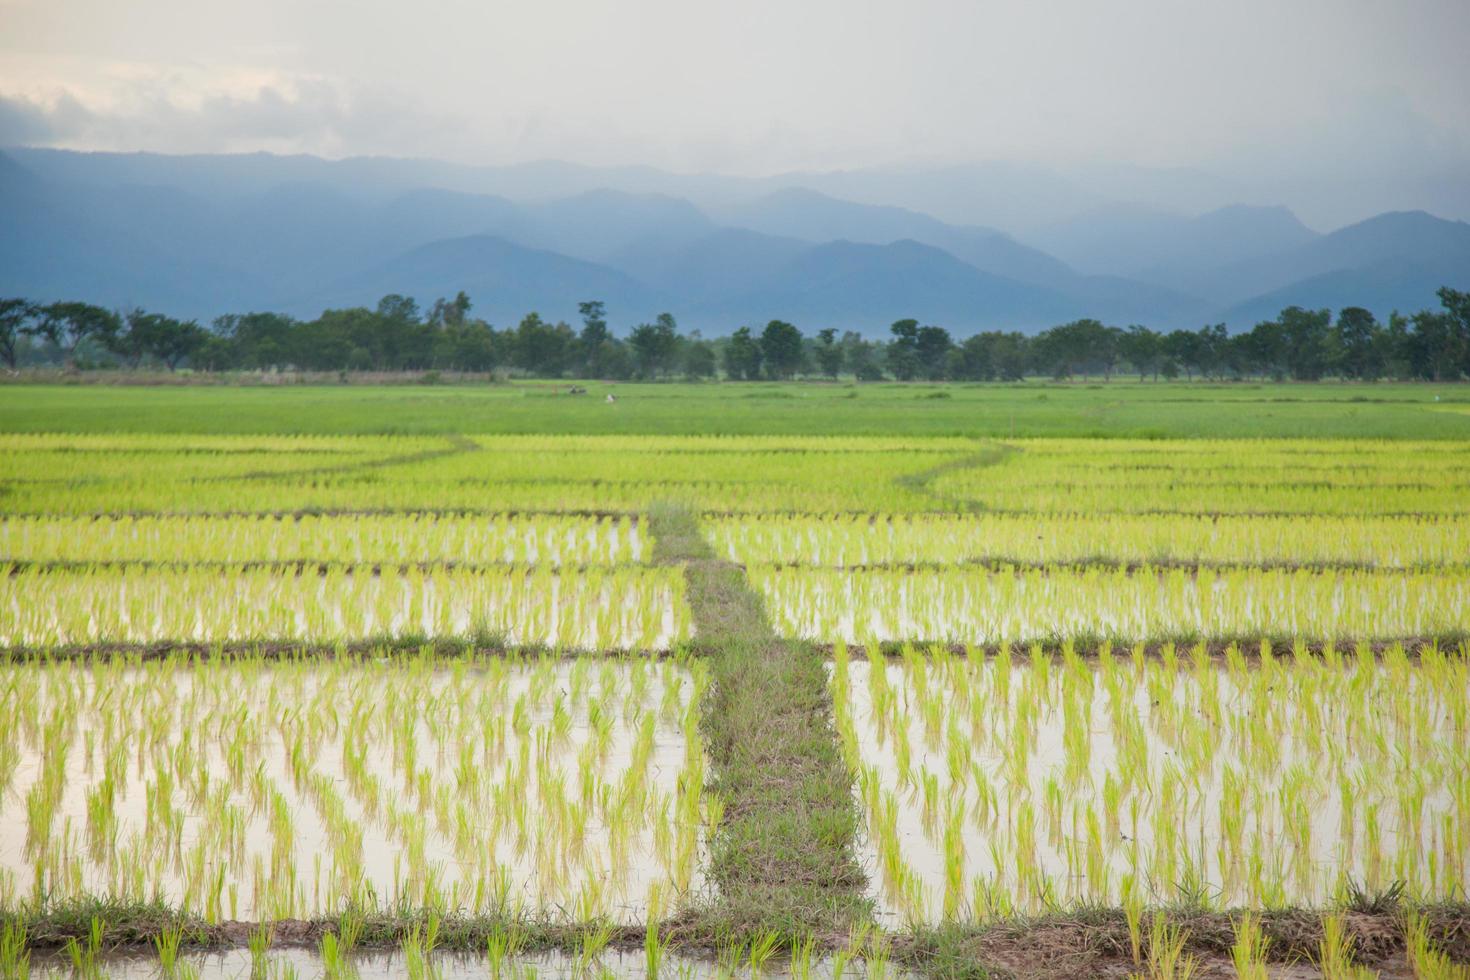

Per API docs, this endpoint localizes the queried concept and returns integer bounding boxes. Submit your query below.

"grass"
[5,380,1470,438]
[648,504,870,946]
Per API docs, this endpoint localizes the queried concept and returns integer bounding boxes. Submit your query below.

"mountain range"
[1,147,1465,336]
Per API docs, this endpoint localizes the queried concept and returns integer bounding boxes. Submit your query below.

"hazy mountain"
[717,188,1075,287]
[714,188,1209,325]
[522,189,716,264]
[298,235,669,326]
[693,239,1078,333]
[607,228,811,304]
[2,147,1463,333]
[0,153,258,312]
[1214,211,1470,323]
[1030,203,1321,281]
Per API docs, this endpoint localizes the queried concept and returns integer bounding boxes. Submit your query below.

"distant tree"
[212,312,297,369]
[1406,309,1461,381]
[953,331,1028,381]
[760,320,805,379]
[121,309,207,370]
[428,291,472,327]
[1161,329,1203,381]
[0,298,37,370]
[988,332,1030,381]
[1437,286,1470,379]
[723,326,763,380]
[1276,306,1333,380]
[887,319,920,380]
[914,325,954,380]
[1194,323,1229,379]
[628,312,680,378]
[813,328,843,378]
[1032,319,1115,379]
[839,331,883,381]
[512,312,575,376]
[682,339,717,380]
[29,301,121,368]
[1241,318,1287,379]
[1117,325,1160,380]
[378,294,422,325]
[573,300,630,379]
[578,301,608,341]
[1333,307,1380,379]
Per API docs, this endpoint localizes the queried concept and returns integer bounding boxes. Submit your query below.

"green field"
[1,382,1468,978]
[6,380,1470,438]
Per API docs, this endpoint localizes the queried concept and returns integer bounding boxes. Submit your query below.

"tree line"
[2,288,1468,382]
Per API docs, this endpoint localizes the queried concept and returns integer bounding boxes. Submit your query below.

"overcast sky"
[2,0,1468,220]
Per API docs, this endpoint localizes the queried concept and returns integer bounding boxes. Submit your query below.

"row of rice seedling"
[0,514,642,566]
[829,642,1469,923]
[0,654,711,923]
[0,565,689,650]
[0,434,423,484]
[931,439,1470,515]
[7,434,1467,518]
[0,434,973,516]
[710,513,1470,568]
[751,565,1470,644]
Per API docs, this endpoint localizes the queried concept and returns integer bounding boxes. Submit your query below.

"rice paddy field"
[1,383,1468,979]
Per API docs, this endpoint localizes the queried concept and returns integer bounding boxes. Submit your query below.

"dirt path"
[648,503,870,945]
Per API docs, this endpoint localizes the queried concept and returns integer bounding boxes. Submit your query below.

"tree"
[1117,325,1160,380]
[683,340,717,380]
[1194,323,1228,380]
[759,320,805,379]
[1406,309,1460,381]
[1437,287,1470,379]
[887,319,920,380]
[1031,319,1114,379]
[1241,318,1287,379]
[722,326,763,380]
[952,331,1030,381]
[377,294,422,325]
[428,291,471,328]
[432,318,502,372]
[1277,306,1332,380]
[0,298,36,370]
[1333,307,1380,379]
[512,312,575,376]
[914,325,954,380]
[29,301,121,368]
[1162,329,1203,381]
[121,309,207,370]
[628,313,680,379]
[813,328,843,378]
[841,331,883,381]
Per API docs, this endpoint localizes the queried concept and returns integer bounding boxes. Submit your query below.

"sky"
[2,0,1468,224]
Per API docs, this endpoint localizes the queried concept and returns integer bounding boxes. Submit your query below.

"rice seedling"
[1136,913,1196,980]
[1405,910,1468,980]
[0,655,709,922]
[154,920,186,976]
[0,564,689,651]
[1,921,29,980]
[756,564,1470,645]
[746,930,780,977]
[62,917,105,980]
[1228,913,1268,980]
[833,644,1470,920]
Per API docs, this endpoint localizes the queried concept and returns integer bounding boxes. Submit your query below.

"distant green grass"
[4,380,1470,438]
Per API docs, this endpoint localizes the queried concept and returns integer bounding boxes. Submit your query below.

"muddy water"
[0,659,707,922]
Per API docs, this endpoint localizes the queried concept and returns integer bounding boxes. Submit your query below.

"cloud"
[0,92,57,143]
[0,74,477,159]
